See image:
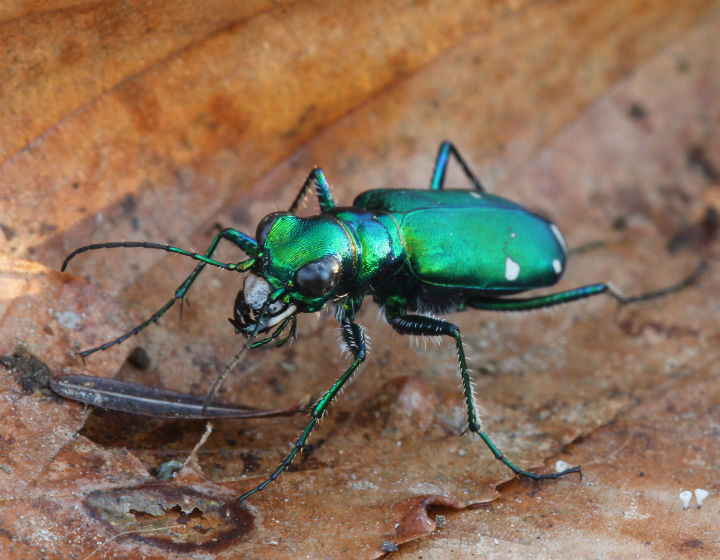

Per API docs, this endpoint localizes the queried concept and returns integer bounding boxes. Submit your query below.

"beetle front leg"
[249,316,297,349]
[430,141,487,192]
[75,228,258,361]
[390,313,580,481]
[237,319,367,503]
[287,167,337,214]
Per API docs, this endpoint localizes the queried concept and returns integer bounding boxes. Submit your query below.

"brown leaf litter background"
[1,2,719,559]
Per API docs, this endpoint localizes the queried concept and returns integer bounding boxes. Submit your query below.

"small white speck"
[54,310,82,330]
[470,192,483,199]
[505,257,520,281]
[494,538,499,545]
[679,490,692,509]
[350,480,379,491]
[694,488,708,508]
[555,460,569,473]
[552,259,562,274]
[510,232,517,239]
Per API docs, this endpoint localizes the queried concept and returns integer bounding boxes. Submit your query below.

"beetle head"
[229,273,296,336]
[230,211,354,335]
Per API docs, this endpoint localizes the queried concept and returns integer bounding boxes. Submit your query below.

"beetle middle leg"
[430,141,488,192]
[237,319,367,502]
[389,313,581,481]
[72,228,258,361]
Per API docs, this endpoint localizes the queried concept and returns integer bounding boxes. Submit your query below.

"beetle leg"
[287,167,337,214]
[249,315,296,349]
[429,141,487,192]
[275,316,298,347]
[238,319,367,502]
[389,313,581,481]
[465,262,705,312]
[75,228,258,361]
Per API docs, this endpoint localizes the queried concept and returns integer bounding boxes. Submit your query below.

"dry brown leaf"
[1,2,719,559]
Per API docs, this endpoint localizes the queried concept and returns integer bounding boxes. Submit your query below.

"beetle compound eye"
[295,256,341,298]
[256,212,291,246]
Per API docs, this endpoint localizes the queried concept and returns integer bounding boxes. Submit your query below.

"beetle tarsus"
[513,463,582,481]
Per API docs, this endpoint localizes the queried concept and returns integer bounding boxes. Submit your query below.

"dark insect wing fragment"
[50,375,305,419]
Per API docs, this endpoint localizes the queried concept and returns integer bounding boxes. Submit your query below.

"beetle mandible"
[62,141,702,502]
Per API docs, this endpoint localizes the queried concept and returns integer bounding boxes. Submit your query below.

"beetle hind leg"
[390,313,581,481]
[465,261,706,313]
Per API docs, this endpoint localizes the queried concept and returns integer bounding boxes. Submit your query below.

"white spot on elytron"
[510,232,517,239]
[350,480,379,491]
[555,460,569,473]
[553,259,562,274]
[550,223,567,252]
[694,488,708,508]
[679,490,692,509]
[470,192,483,199]
[505,257,520,281]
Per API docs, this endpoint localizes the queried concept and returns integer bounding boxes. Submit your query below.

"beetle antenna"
[62,241,255,272]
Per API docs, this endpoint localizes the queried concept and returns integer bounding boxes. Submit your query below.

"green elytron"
[62,141,701,503]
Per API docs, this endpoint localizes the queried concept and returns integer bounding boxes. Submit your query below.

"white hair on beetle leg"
[336,330,351,358]
[457,342,482,432]
[376,306,388,324]
[333,300,347,322]
[467,379,482,430]
[336,322,369,359]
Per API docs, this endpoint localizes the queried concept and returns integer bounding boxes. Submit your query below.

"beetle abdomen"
[355,189,565,293]
[401,205,564,291]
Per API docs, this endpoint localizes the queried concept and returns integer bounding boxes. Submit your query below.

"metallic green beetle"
[62,141,700,502]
